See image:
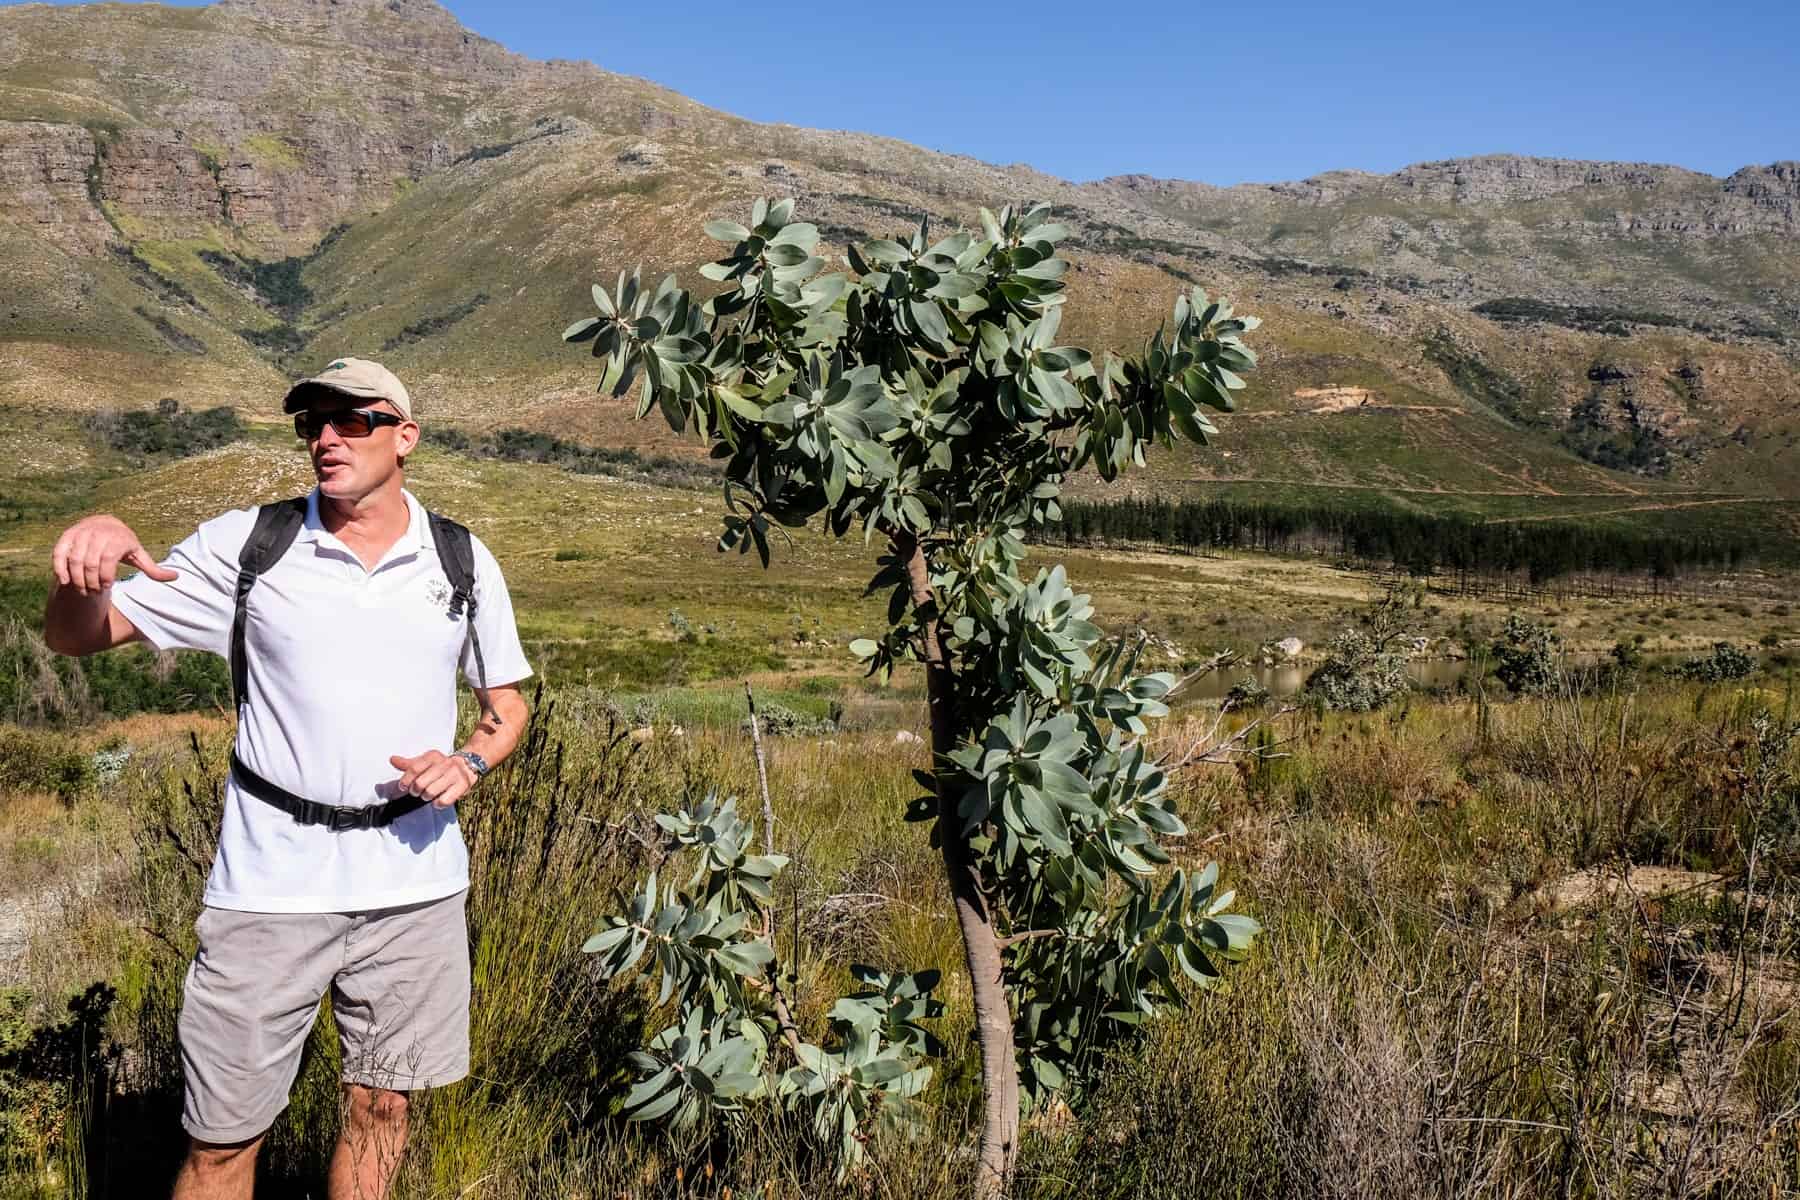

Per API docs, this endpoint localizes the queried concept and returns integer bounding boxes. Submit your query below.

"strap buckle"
[328,806,373,831]
[291,800,374,830]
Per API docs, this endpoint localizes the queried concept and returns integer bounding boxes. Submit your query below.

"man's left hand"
[388,751,478,808]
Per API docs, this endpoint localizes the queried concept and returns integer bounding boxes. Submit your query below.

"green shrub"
[0,984,118,1179]
[1225,675,1272,709]
[381,293,489,351]
[743,700,836,737]
[0,726,93,799]
[0,615,231,728]
[1306,630,1409,711]
[1492,615,1560,695]
[81,401,244,462]
[197,249,313,319]
[238,323,307,355]
[1677,642,1757,682]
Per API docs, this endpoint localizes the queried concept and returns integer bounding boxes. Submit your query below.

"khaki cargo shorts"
[178,890,470,1144]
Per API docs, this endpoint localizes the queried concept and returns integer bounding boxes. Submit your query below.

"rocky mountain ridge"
[0,0,1794,510]
[1105,155,1798,225]
[0,0,700,251]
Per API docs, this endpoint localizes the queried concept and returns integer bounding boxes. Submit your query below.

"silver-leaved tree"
[567,199,1262,1195]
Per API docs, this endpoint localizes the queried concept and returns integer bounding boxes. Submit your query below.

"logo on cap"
[328,361,348,371]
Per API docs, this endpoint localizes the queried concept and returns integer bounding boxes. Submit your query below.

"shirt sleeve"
[110,507,252,658]
[461,534,533,689]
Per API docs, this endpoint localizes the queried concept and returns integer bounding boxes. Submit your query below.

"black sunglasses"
[294,407,403,440]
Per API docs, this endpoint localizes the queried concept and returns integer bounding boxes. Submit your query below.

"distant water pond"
[1182,658,1472,703]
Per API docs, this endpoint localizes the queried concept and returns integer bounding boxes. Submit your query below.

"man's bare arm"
[387,684,532,808]
[43,513,175,656]
[461,684,530,770]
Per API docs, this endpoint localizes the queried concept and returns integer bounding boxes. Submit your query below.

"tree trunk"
[896,531,1020,1198]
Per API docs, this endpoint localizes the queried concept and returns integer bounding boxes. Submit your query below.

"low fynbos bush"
[1225,675,1272,710]
[0,726,93,799]
[1610,639,1643,672]
[743,700,836,737]
[90,744,132,789]
[1306,630,1410,711]
[0,984,118,1179]
[1676,641,1757,682]
[1492,615,1559,695]
[81,400,243,462]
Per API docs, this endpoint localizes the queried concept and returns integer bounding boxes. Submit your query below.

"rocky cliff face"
[1100,155,1797,235]
[0,121,110,256]
[97,129,229,227]
[212,0,521,73]
[1085,150,1799,350]
[1387,156,1696,204]
[3,0,1790,290]
[0,0,547,252]
[1725,162,1800,221]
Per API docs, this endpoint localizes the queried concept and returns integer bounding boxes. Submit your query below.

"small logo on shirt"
[423,577,452,612]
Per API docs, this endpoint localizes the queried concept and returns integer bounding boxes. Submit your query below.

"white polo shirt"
[111,487,533,914]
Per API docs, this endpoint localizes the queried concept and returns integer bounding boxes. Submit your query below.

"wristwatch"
[453,750,490,780]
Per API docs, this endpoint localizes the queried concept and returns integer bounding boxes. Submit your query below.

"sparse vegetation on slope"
[1,0,1795,510]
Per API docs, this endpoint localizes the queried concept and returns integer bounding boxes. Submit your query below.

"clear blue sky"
[21,0,1800,183]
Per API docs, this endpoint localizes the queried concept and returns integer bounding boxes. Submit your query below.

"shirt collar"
[298,487,425,562]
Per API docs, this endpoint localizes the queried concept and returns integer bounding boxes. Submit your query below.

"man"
[42,357,533,1200]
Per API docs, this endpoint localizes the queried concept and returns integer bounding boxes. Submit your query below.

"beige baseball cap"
[281,357,413,421]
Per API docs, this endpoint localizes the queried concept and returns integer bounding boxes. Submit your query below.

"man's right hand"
[51,513,178,596]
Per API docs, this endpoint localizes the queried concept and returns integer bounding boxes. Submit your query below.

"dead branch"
[1160,704,1298,772]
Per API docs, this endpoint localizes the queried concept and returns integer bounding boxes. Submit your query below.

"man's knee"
[176,1134,262,1191]
[185,1134,262,1167]
[344,1084,409,1131]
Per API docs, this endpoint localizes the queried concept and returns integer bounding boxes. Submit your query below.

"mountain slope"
[0,0,1795,523]
[1092,157,1798,337]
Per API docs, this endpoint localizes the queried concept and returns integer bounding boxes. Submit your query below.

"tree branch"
[756,967,809,1062]
[997,928,1071,949]
[745,681,777,862]
[1165,650,1239,699]
[1159,705,1298,773]
[743,680,806,1062]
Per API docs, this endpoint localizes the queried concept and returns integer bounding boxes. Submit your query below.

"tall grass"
[2,673,1797,1197]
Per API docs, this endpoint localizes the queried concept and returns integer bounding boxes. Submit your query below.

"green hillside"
[0,0,1795,545]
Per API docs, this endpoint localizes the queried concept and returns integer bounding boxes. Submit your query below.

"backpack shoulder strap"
[426,510,502,726]
[426,511,476,606]
[231,497,308,713]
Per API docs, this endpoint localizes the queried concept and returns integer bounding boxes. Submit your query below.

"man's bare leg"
[328,1084,409,1200]
[171,1136,262,1200]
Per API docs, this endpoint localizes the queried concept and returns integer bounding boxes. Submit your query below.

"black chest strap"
[231,751,427,830]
